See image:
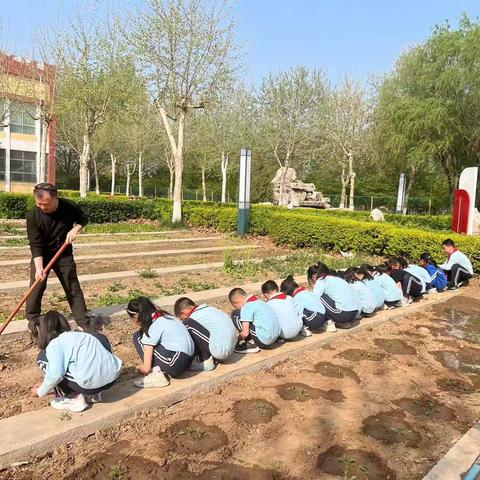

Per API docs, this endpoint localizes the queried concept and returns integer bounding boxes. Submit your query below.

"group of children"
[29,238,473,412]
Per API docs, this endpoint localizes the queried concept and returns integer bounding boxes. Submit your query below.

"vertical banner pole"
[237,148,252,236]
[396,173,406,215]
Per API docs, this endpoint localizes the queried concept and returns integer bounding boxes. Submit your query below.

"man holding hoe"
[26,183,89,331]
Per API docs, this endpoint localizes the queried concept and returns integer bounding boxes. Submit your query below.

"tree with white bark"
[53,8,139,197]
[320,77,371,210]
[129,0,239,222]
[257,66,327,206]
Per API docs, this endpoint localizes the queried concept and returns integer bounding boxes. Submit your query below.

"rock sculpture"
[272,167,330,209]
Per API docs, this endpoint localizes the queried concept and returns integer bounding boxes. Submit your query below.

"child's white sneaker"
[234,340,260,354]
[427,288,438,294]
[401,297,413,307]
[84,393,103,404]
[133,368,170,388]
[189,356,216,372]
[51,394,88,412]
[322,320,337,332]
[299,326,312,337]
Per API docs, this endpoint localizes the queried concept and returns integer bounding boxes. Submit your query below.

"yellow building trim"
[0,181,35,193]
[0,73,47,100]
[11,133,37,142]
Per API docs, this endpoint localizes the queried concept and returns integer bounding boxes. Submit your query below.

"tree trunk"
[171,110,186,223]
[92,155,100,195]
[278,163,289,206]
[202,165,207,202]
[79,130,90,198]
[39,118,49,183]
[138,151,143,197]
[169,165,174,199]
[221,151,229,204]
[348,152,355,210]
[110,153,116,196]
[339,163,349,209]
[126,169,130,196]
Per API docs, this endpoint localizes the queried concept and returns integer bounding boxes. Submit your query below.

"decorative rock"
[370,208,385,222]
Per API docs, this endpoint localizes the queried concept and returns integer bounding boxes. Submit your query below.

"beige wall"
[0,181,34,193]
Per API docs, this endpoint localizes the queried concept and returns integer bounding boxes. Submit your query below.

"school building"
[0,53,56,193]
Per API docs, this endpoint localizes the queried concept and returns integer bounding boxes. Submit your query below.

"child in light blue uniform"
[343,268,376,317]
[261,280,304,338]
[229,288,281,353]
[358,265,385,309]
[374,264,403,308]
[280,275,336,333]
[174,297,237,371]
[127,297,194,388]
[419,253,447,292]
[308,263,360,329]
[31,311,122,413]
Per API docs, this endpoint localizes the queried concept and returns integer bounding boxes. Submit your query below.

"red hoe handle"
[0,242,70,335]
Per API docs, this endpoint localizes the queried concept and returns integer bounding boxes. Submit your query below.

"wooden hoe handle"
[0,242,70,335]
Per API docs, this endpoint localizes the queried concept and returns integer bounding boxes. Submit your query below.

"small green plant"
[108,281,124,292]
[341,455,356,480]
[59,412,72,422]
[138,268,159,279]
[180,425,205,441]
[155,277,218,296]
[96,288,153,307]
[286,385,310,400]
[109,465,125,480]
[0,221,19,234]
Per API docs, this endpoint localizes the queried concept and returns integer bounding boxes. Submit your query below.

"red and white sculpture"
[452,167,479,235]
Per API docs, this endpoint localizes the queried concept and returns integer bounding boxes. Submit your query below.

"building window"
[10,102,36,135]
[10,150,36,182]
[0,149,5,181]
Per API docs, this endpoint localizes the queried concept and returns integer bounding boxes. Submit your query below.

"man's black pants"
[26,254,87,325]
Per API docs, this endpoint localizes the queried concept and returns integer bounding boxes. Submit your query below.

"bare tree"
[320,77,370,209]
[130,0,238,222]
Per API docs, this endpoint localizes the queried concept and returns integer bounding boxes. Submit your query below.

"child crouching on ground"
[419,253,447,292]
[387,258,424,303]
[373,264,403,309]
[228,288,281,353]
[174,297,237,371]
[127,297,194,388]
[356,265,385,310]
[308,262,360,329]
[261,280,305,338]
[31,311,122,413]
[343,267,376,318]
[439,239,473,289]
[280,275,336,333]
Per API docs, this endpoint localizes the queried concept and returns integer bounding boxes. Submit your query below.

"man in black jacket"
[26,183,88,330]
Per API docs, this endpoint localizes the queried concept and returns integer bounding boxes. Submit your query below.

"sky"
[1,0,480,85]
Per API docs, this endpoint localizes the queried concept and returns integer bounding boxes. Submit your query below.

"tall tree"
[258,66,326,206]
[130,0,238,222]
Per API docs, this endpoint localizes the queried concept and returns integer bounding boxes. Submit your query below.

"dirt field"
[1,288,480,479]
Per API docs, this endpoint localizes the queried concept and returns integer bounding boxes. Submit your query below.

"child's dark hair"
[397,256,408,269]
[343,267,357,283]
[375,263,390,274]
[261,280,279,295]
[442,238,455,247]
[32,310,71,350]
[126,296,170,336]
[228,287,247,303]
[359,264,374,280]
[420,252,437,267]
[280,275,299,296]
[387,257,400,270]
[316,262,330,278]
[174,297,196,317]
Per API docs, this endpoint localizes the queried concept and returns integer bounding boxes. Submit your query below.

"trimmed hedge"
[185,206,480,272]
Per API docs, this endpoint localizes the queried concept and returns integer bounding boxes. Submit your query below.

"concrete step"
[0,289,459,469]
[0,236,222,252]
[0,244,257,267]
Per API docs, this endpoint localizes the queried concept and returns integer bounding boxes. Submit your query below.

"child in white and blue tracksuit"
[127,297,195,378]
[33,311,122,408]
[419,253,447,292]
[343,267,376,317]
[229,288,281,349]
[261,280,303,339]
[373,264,403,307]
[308,263,360,328]
[387,258,424,299]
[174,297,237,362]
[358,264,385,310]
[280,275,328,331]
[440,239,474,288]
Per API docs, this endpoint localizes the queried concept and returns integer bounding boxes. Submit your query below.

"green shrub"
[0,193,34,218]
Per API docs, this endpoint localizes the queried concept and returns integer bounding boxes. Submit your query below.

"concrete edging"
[0,290,460,469]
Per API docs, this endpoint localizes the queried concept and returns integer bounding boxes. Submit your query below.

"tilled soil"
[2,289,480,479]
